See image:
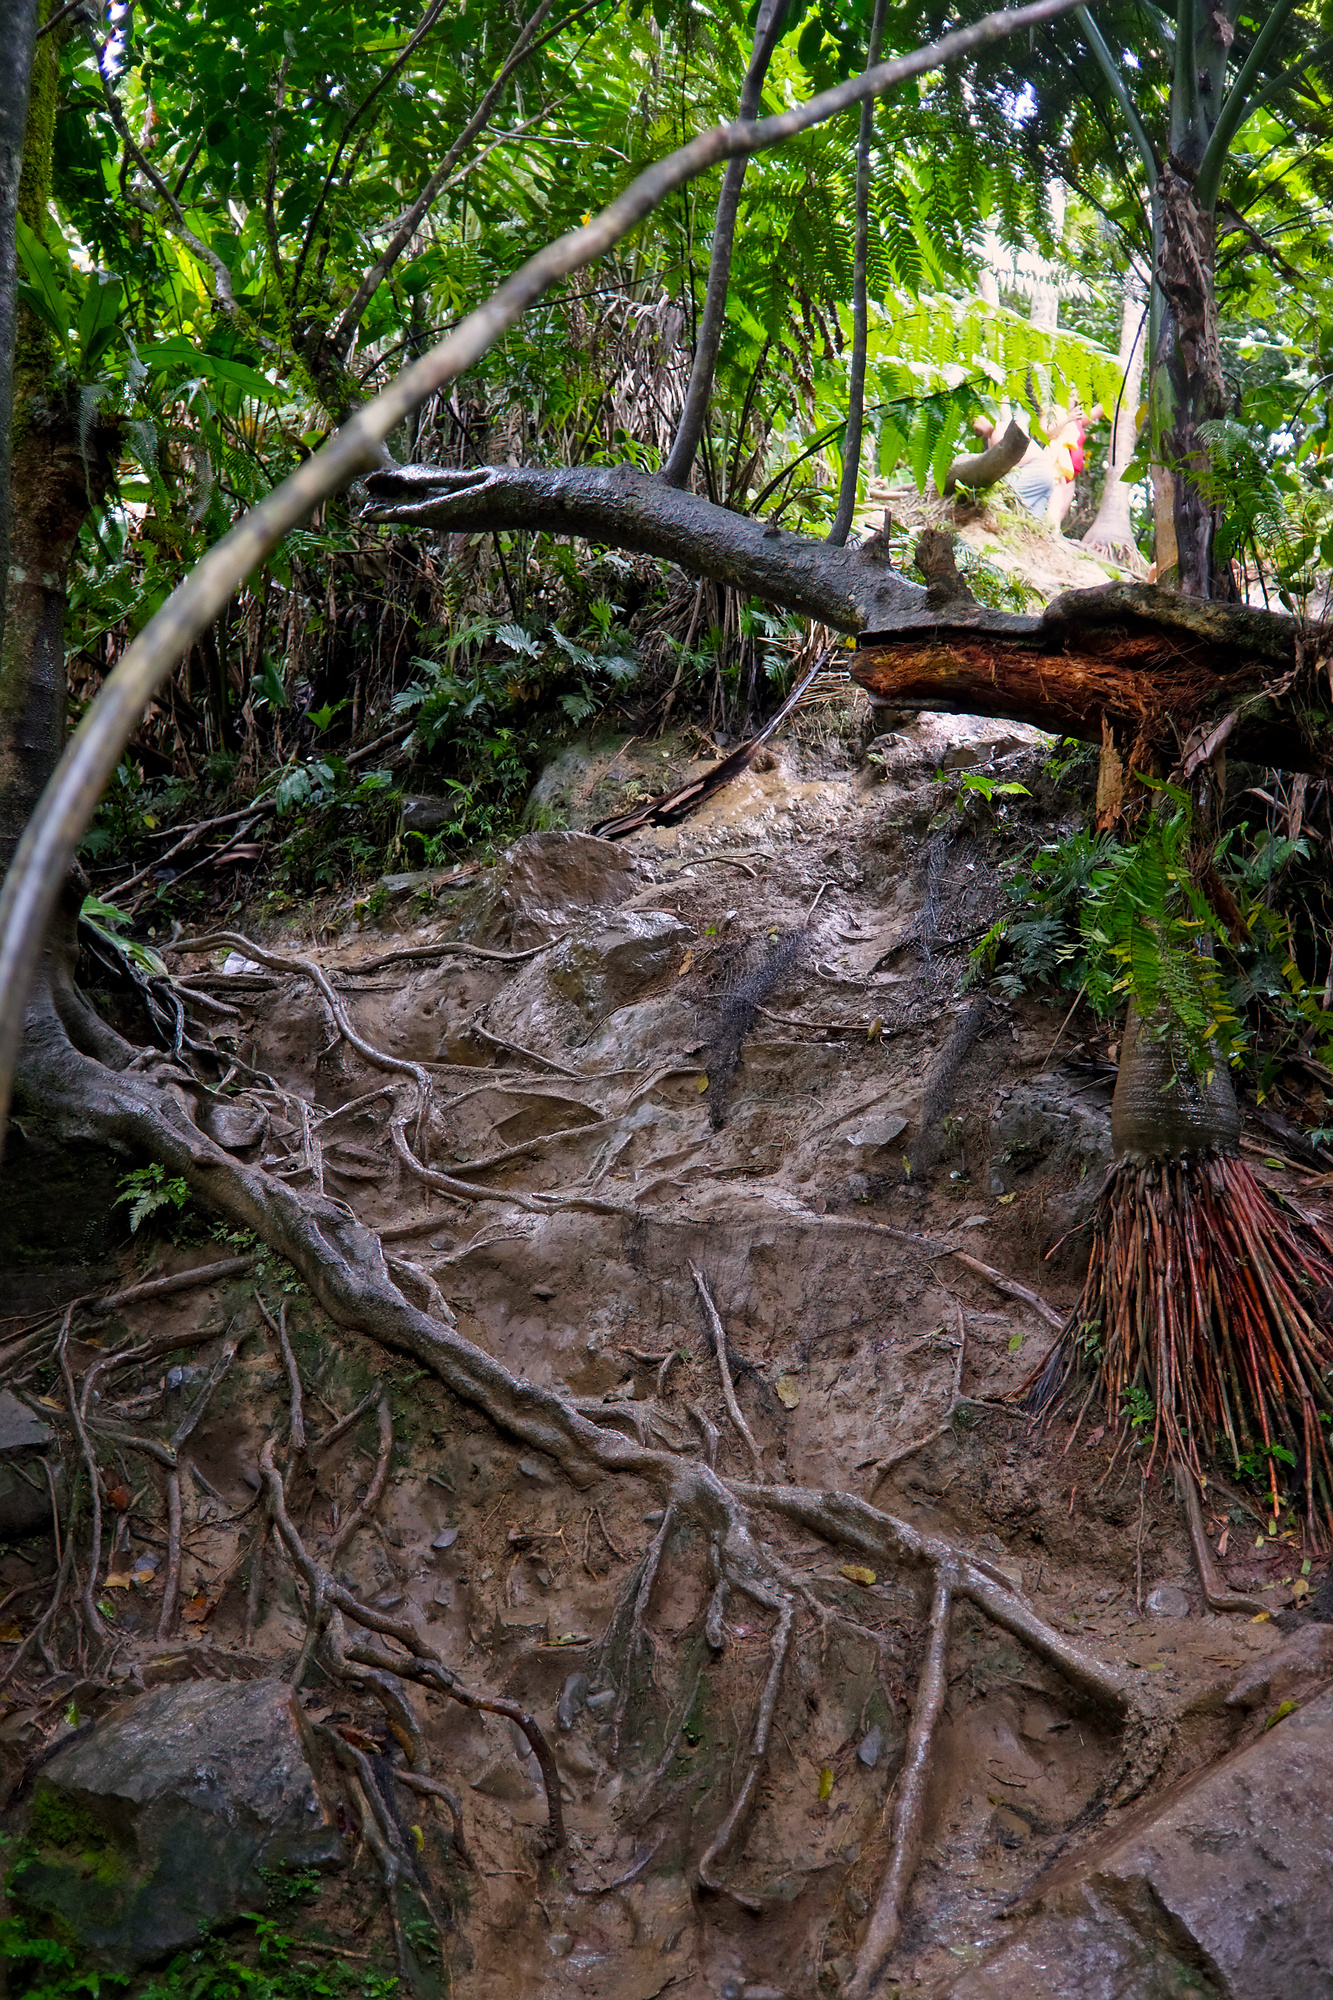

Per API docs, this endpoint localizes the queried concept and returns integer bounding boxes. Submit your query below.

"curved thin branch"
[660,0,789,490]
[829,0,887,546]
[1075,7,1159,188]
[0,0,1089,1143]
[1202,24,1333,198]
[290,0,449,310]
[1196,0,1305,211]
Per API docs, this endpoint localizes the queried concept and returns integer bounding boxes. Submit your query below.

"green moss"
[27,1783,127,1888]
[12,1,61,406]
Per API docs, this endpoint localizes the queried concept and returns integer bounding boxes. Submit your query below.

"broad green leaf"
[15,216,71,348]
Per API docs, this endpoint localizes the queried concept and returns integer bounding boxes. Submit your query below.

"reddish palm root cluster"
[1027,1155,1333,1541]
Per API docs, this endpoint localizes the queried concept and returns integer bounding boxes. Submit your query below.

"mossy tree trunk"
[0,5,116,875]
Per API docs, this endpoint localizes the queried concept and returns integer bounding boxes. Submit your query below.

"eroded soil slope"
[5,709,1330,2000]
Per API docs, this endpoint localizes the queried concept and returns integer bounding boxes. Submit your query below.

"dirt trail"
[5,705,1329,2000]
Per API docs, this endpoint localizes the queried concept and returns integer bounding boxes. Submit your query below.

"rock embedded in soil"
[482,829,638,947]
[1224,1622,1333,1713]
[1144,1584,1191,1620]
[545,909,691,1019]
[0,1389,58,1536]
[935,1683,1333,1999]
[10,1679,342,1971]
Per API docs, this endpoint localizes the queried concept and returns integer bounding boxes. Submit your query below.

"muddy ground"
[4,696,1330,1999]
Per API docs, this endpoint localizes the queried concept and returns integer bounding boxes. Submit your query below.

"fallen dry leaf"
[775,1375,801,1410]
[839,1564,876,1588]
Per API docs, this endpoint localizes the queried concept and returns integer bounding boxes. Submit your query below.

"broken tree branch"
[852,583,1328,776]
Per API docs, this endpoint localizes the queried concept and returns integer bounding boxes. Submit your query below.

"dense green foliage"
[973,775,1333,1100]
[9,0,1333,933]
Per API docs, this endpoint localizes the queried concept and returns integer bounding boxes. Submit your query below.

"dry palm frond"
[1026,1154,1333,1541]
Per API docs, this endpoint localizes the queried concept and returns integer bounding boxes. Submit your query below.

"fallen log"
[941,417,1030,498]
[852,582,1333,777]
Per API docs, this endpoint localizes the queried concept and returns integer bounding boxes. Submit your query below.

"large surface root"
[6,955,1154,1963]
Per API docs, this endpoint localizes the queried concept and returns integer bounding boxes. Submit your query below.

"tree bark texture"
[853,583,1331,776]
[0,0,39,686]
[364,461,928,628]
[0,12,115,874]
[1151,166,1229,597]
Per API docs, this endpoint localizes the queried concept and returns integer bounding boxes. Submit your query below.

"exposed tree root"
[259,1436,567,1849]
[845,1563,954,1999]
[4,936,1156,1958]
[1025,1154,1333,1541]
[1178,1466,1267,1615]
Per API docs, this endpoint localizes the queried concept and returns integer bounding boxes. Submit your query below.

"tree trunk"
[1082,263,1146,567]
[0,0,39,685]
[0,10,118,873]
[1150,166,1229,598]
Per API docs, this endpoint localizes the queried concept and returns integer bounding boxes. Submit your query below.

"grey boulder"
[934,1684,1333,1998]
[11,1678,341,1970]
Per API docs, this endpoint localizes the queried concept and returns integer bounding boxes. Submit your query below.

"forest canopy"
[3,0,1333,1092]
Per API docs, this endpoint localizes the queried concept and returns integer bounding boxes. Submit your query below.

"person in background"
[971,404,1096,532]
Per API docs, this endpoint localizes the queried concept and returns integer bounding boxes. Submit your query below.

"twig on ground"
[259,1440,566,1848]
[845,1562,955,1999]
[350,933,564,973]
[169,1317,246,1450]
[869,1306,968,1489]
[243,1511,270,1649]
[156,1470,182,1641]
[470,1023,583,1077]
[696,1588,794,1908]
[274,1297,306,1452]
[56,1306,108,1647]
[951,1249,1065,1331]
[392,1765,475,1869]
[572,1832,666,1894]
[1030,980,1088,1073]
[447,1115,617,1175]
[174,932,434,1096]
[336,1761,415,1985]
[312,1391,380,1457]
[390,1118,547,1212]
[691,1267,763,1477]
[87,1253,258,1315]
[0,1486,79,1690]
[687,1402,720,1469]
